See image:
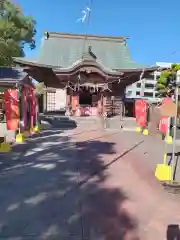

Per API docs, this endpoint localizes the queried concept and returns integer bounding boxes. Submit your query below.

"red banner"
[4,89,19,130]
[23,87,28,127]
[159,116,169,133]
[135,99,148,127]
[72,96,78,110]
[159,97,171,134]
[29,88,36,128]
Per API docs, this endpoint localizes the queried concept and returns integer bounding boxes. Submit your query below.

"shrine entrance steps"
[40,114,77,130]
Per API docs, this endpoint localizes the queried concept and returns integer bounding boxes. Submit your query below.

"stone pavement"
[0,126,180,239]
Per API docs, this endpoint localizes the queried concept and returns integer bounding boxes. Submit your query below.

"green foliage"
[0,0,36,66]
[156,64,180,97]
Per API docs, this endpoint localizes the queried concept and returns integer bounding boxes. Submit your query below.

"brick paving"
[0,125,180,239]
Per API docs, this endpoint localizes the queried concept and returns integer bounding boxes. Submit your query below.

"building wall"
[125,71,161,103]
[125,62,177,103]
[44,88,67,112]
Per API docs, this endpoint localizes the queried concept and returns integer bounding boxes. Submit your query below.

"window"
[144,92,153,97]
[145,74,154,80]
[145,83,154,89]
[155,75,160,81]
[136,91,140,96]
[47,92,56,111]
[136,83,141,88]
[126,90,132,97]
[155,92,160,97]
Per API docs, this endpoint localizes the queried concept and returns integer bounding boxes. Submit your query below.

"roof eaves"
[53,58,122,76]
[116,66,158,73]
[13,57,54,69]
[0,67,27,81]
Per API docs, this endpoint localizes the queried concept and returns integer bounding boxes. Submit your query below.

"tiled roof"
[14,32,148,70]
[0,67,27,82]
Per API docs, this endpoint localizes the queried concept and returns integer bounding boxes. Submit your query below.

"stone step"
[40,115,77,129]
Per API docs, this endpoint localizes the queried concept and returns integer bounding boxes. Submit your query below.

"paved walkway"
[0,126,180,239]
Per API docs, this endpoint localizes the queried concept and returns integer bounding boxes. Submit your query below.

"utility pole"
[171,70,180,182]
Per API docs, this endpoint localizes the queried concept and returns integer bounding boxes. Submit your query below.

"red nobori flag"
[159,116,169,133]
[4,89,19,130]
[159,97,171,134]
[135,99,148,127]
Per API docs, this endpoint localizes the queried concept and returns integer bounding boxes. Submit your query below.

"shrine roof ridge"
[47,32,129,42]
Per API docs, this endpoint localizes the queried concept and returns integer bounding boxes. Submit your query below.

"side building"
[124,62,173,117]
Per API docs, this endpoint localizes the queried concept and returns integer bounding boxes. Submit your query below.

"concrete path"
[0,126,180,239]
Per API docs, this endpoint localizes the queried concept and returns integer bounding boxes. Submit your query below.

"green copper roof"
[14,32,149,70]
[38,33,146,70]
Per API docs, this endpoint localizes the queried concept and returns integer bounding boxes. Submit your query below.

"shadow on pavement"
[0,129,140,239]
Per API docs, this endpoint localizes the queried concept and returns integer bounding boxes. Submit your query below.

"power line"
[78,0,93,59]
[119,48,180,84]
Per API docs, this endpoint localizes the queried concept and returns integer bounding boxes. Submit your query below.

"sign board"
[148,106,161,135]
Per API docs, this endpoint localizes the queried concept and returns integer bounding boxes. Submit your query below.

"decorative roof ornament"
[44,32,49,40]
[140,69,145,80]
[140,69,145,97]
[101,83,112,92]
[76,7,91,23]
[63,81,74,91]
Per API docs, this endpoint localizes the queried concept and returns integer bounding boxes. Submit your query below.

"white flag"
[76,7,90,23]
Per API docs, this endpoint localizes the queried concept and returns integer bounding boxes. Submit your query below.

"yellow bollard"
[34,124,40,133]
[15,133,24,143]
[0,142,11,152]
[165,135,173,145]
[143,129,149,135]
[155,153,172,181]
[136,127,141,133]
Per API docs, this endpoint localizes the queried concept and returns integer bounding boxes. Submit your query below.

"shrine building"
[13,32,157,117]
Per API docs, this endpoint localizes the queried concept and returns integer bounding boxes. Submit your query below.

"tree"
[0,0,36,66]
[156,64,180,97]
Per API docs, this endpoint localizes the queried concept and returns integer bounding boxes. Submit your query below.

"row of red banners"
[135,98,171,134]
[4,88,36,131]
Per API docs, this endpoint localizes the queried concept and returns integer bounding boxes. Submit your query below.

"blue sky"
[17,0,180,66]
